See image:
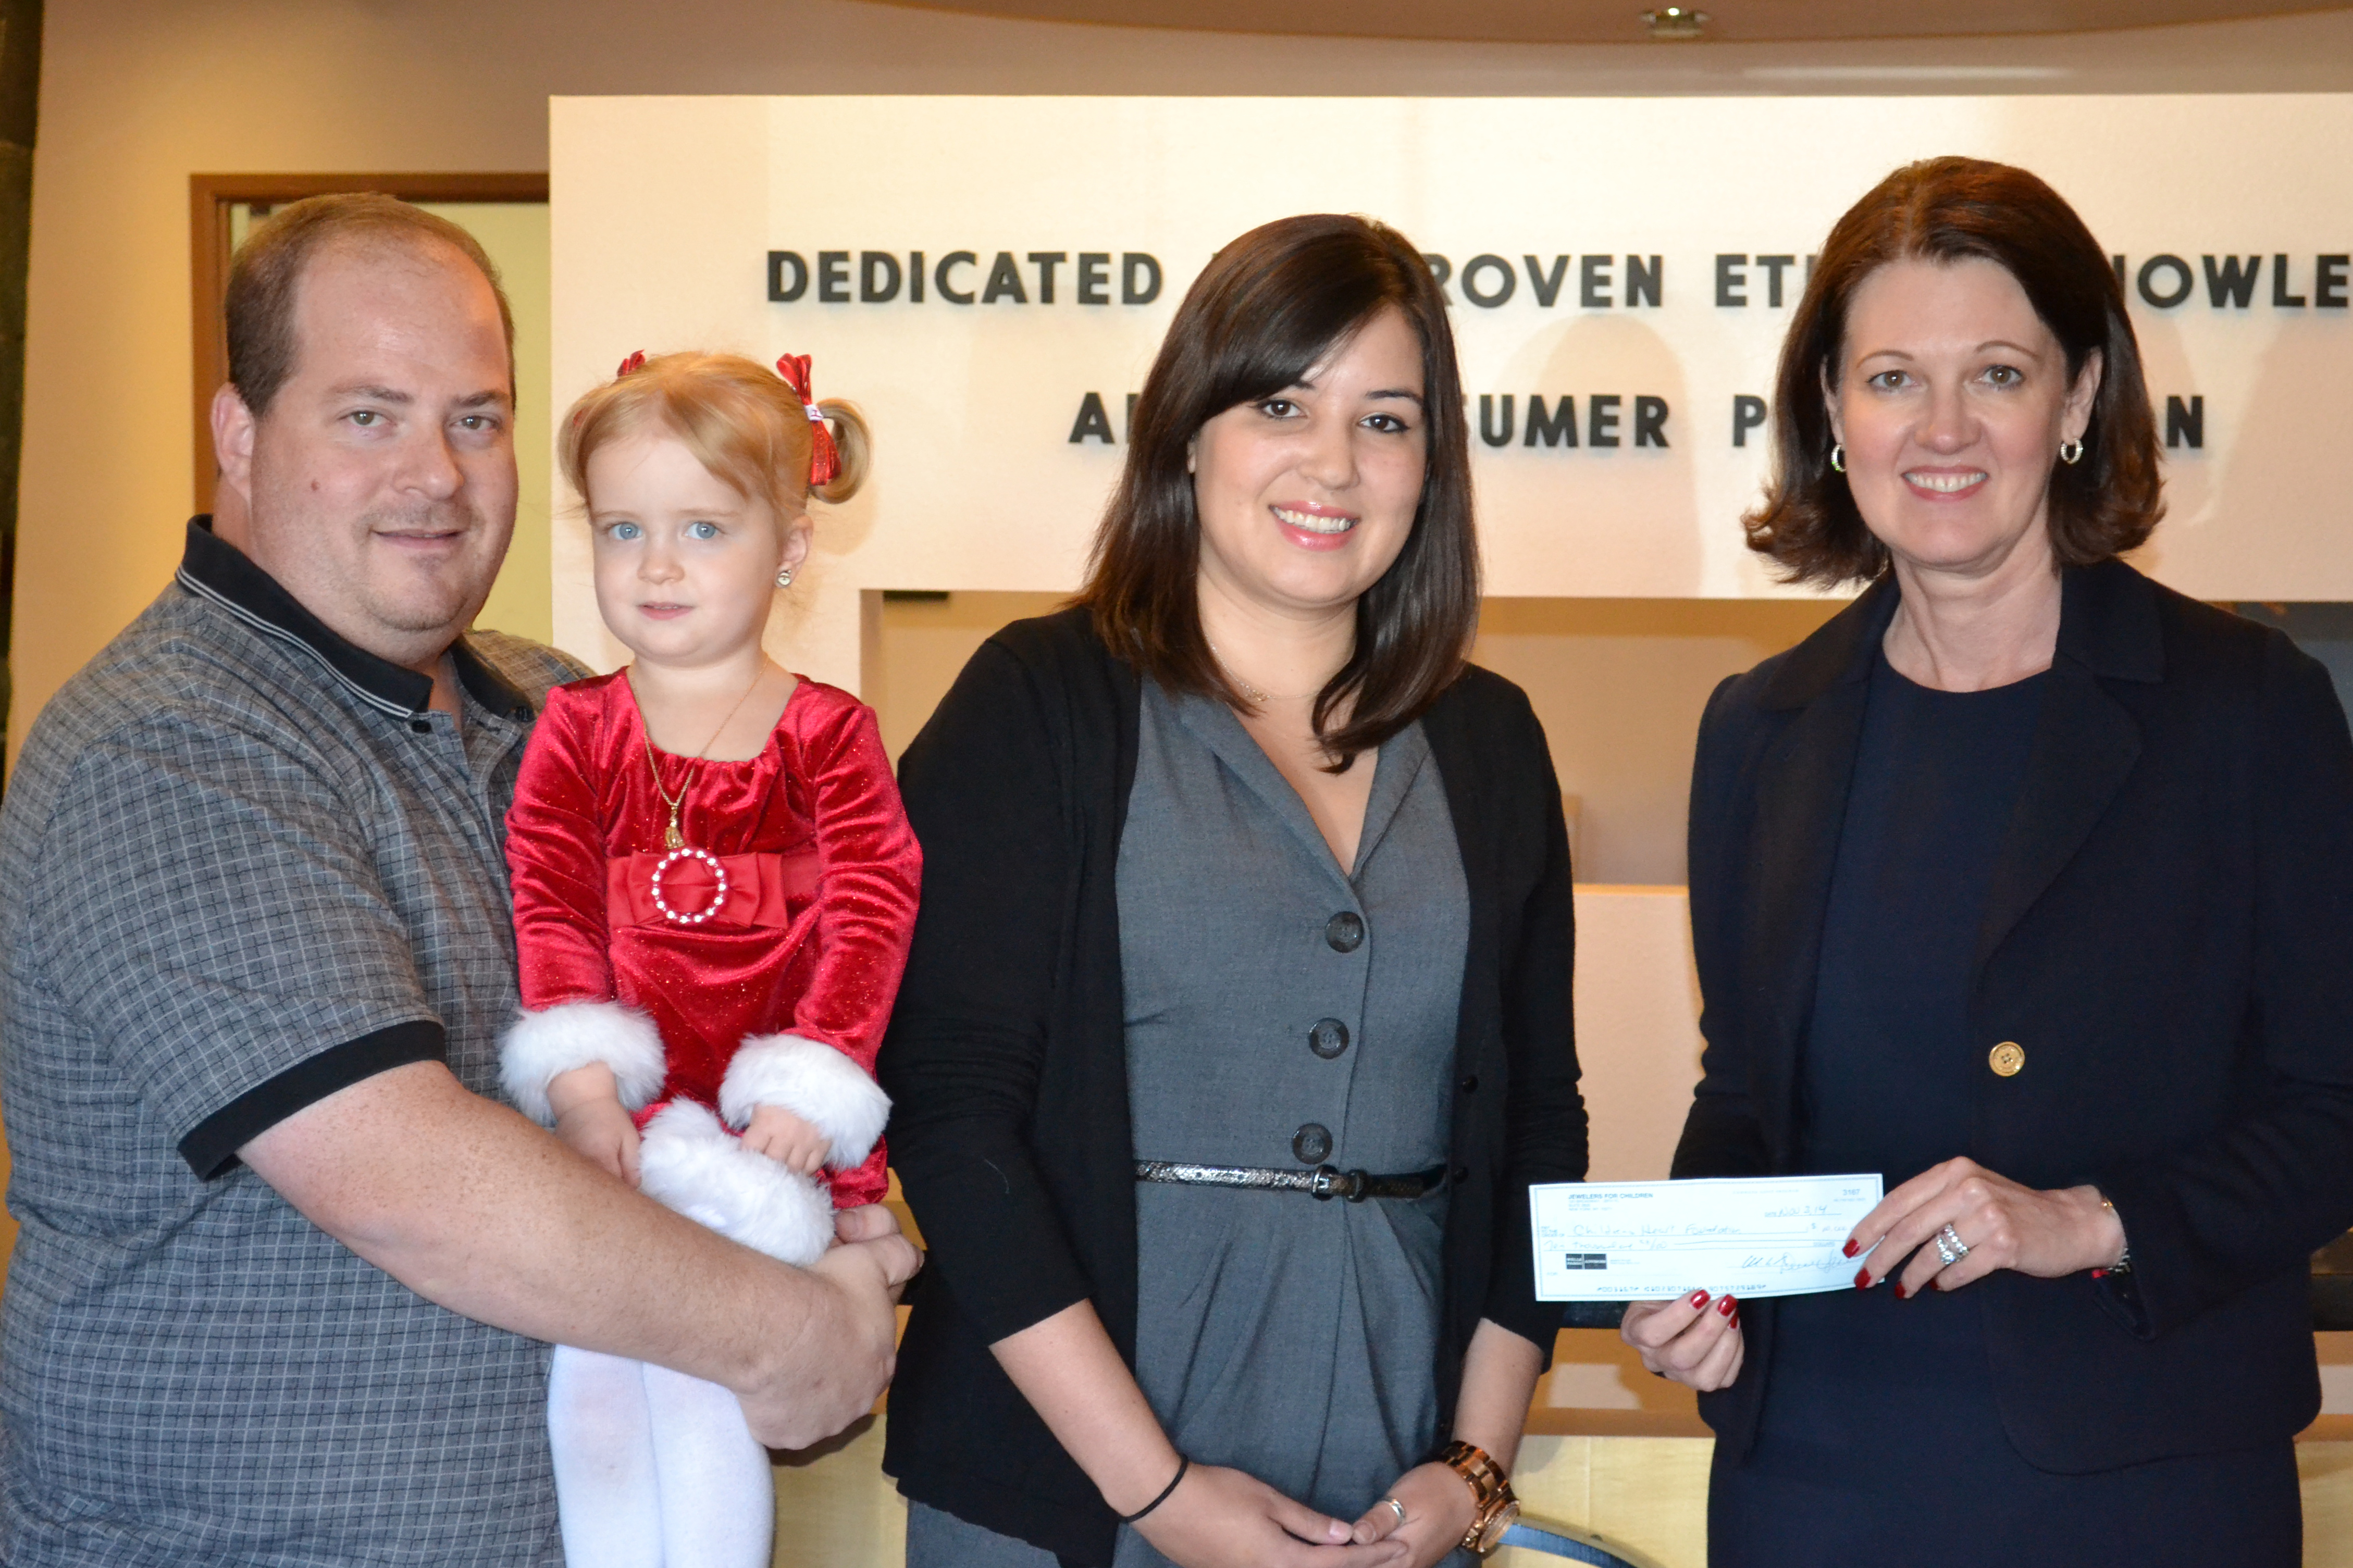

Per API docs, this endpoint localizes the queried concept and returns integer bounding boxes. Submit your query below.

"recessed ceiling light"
[1642,7,1710,40]
[1742,65,2073,80]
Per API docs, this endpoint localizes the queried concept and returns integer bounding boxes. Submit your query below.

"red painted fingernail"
[1854,1267,1872,1289]
[1718,1293,1738,1317]
[1689,1289,1710,1308]
[1841,1238,1859,1258]
[1891,1280,1909,1300]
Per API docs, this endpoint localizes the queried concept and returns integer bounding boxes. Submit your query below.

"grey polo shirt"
[0,518,584,1566]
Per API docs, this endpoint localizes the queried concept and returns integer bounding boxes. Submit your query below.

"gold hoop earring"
[775,567,795,589]
[1829,443,1846,474]
[2059,439,2085,466]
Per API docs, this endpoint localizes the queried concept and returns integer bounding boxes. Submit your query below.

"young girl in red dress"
[499,350,919,1568]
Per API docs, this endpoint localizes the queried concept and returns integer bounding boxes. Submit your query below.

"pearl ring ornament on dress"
[649,846,731,925]
[1935,1223,1971,1266]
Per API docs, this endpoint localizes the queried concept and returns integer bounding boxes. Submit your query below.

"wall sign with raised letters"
[552,95,2353,691]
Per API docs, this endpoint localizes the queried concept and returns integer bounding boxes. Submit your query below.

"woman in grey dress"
[881,215,1586,1568]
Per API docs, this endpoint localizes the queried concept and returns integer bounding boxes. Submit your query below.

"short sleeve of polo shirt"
[34,715,447,1179]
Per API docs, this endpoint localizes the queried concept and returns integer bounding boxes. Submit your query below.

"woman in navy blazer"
[1626,157,2353,1564]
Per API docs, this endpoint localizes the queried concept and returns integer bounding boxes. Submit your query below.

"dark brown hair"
[226,192,516,417]
[1744,156,2164,587]
[1078,213,1479,766]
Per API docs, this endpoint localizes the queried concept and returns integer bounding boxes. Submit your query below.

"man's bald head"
[226,193,515,420]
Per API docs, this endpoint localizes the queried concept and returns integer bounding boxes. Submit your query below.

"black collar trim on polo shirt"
[449,640,535,721]
[175,517,533,725]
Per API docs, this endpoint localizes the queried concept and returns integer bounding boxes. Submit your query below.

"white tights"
[547,1343,775,1568]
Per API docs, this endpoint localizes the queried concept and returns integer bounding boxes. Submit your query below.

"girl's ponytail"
[812,399,871,505]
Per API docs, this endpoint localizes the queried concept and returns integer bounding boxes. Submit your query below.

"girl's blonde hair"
[559,351,872,527]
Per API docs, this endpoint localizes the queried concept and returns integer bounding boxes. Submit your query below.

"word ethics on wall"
[770,250,1163,305]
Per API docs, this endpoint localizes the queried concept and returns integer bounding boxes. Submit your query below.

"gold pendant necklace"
[637,665,770,925]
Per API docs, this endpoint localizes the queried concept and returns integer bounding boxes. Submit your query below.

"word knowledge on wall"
[2112,253,2352,309]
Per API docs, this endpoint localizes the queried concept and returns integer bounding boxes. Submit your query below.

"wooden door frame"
[188,172,548,512]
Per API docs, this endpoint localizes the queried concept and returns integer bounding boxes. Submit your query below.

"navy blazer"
[1674,558,2353,1470]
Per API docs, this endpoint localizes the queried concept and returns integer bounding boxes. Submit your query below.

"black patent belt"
[1134,1160,1449,1202]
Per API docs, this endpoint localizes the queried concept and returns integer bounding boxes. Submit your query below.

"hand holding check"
[1604,1163,2129,1390]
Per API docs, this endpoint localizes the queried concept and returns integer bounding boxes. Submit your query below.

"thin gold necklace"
[1207,641,1319,706]
[636,666,766,852]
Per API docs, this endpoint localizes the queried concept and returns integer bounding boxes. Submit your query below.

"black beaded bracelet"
[1119,1454,1191,1525]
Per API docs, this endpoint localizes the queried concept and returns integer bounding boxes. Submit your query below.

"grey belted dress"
[906,680,1471,1568]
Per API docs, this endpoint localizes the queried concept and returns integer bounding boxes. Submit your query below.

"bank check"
[1531,1174,1885,1301]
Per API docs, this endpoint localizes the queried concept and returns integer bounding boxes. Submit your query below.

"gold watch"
[1439,1440,1520,1555]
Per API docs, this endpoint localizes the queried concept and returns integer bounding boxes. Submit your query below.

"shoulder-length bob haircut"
[1745,156,2164,588]
[1078,213,1478,766]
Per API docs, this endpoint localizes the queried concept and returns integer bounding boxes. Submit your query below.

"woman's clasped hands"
[1121,1461,1415,1568]
[1342,1461,1478,1567]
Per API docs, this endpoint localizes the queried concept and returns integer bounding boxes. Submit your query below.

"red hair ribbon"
[774,354,841,490]
[615,349,648,377]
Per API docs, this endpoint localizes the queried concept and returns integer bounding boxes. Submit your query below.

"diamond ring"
[1935,1224,1971,1266]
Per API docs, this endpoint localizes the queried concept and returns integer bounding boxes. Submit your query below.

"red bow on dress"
[774,354,842,490]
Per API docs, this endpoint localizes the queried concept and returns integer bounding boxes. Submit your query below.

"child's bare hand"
[546,1063,641,1186]
[742,1104,831,1175]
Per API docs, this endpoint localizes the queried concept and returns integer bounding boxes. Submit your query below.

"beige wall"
[13,0,2353,763]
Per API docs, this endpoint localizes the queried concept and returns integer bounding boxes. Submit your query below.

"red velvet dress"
[506,670,920,1208]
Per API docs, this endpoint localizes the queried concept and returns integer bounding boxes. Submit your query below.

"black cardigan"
[1674,559,2353,1470]
[879,609,1586,1564]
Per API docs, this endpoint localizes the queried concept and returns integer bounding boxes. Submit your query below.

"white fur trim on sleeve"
[636,1100,837,1266]
[717,1034,890,1168]
[499,1000,668,1125]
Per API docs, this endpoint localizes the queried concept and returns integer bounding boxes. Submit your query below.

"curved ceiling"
[866,0,2345,45]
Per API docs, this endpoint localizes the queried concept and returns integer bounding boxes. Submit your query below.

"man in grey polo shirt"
[0,195,917,1565]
